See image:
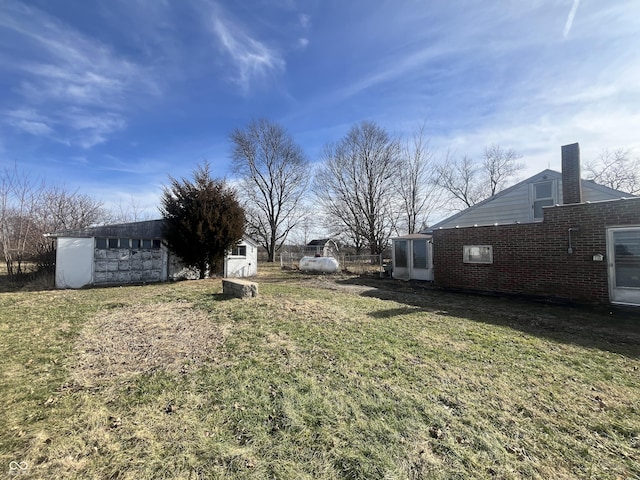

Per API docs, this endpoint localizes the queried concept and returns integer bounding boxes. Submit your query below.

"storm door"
[607,227,640,305]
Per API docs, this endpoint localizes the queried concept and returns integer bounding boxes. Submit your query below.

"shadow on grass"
[209,293,239,302]
[336,276,640,359]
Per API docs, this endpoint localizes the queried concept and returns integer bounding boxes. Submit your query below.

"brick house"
[428,144,640,306]
[432,198,640,305]
[393,143,640,305]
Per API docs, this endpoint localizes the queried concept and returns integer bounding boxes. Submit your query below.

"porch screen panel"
[413,240,428,269]
[395,241,408,268]
[613,230,640,288]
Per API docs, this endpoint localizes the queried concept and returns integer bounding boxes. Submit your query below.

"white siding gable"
[430,170,632,230]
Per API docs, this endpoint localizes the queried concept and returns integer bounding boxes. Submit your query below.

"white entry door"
[607,227,640,305]
[55,237,94,288]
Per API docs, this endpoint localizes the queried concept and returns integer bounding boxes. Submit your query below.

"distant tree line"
[230,118,640,260]
[0,164,151,280]
[230,118,527,259]
[4,119,638,280]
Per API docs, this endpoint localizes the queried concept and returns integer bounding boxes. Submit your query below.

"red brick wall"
[433,198,640,303]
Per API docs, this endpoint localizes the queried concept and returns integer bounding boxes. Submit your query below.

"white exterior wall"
[55,237,94,288]
[392,236,433,281]
[224,240,258,278]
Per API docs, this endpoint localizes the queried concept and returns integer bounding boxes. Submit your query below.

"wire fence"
[279,252,386,275]
[340,254,383,275]
[279,252,305,269]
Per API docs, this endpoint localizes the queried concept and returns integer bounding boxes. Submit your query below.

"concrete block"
[106,261,119,272]
[118,260,131,271]
[130,271,143,282]
[222,279,258,298]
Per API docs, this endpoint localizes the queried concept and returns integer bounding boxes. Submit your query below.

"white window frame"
[531,180,557,221]
[463,245,493,264]
[230,245,247,257]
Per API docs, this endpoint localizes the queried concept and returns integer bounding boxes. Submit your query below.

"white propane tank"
[299,256,340,273]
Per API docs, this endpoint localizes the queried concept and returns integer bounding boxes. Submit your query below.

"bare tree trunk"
[314,121,399,255]
[230,118,309,263]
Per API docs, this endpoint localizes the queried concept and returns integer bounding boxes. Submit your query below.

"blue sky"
[1,0,639,218]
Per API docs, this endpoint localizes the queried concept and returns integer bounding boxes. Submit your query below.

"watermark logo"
[9,461,28,475]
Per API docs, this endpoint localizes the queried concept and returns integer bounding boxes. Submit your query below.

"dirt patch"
[72,302,226,386]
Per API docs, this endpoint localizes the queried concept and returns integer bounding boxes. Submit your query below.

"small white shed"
[391,233,433,281]
[224,237,259,278]
[305,238,339,258]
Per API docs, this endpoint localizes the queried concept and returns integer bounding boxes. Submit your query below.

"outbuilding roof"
[307,238,333,246]
[46,220,259,248]
[46,219,164,239]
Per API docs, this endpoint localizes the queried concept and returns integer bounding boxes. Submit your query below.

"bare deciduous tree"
[435,153,484,210]
[1,165,107,278]
[584,148,640,195]
[42,185,106,232]
[314,121,400,255]
[109,195,153,224]
[435,145,523,211]
[230,118,309,262]
[0,166,44,276]
[483,144,524,196]
[397,126,445,233]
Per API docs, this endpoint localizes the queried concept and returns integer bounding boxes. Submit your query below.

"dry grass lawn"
[0,264,638,479]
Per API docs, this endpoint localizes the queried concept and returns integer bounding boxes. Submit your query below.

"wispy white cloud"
[4,105,126,149]
[63,111,127,149]
[563,0,581,38]
[297,38,309,49]
[5,108,54,136]
[209,5,285,93]
[0,3,158,148]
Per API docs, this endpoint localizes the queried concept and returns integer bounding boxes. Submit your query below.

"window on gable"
[231,245,246,256]
[142,239,152,249]
[96,238,107,249]
[108,238,119,248]
[131,239,141,249]
[533,180,555,220]
[463,245,493,264]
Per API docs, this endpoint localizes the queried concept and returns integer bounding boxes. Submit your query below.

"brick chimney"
[561,143,582,204]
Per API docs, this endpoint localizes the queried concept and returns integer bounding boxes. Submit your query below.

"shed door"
[607,227,640,305]
[55,237,94,288]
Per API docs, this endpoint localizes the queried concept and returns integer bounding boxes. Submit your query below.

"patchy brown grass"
[72,302,227,386]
